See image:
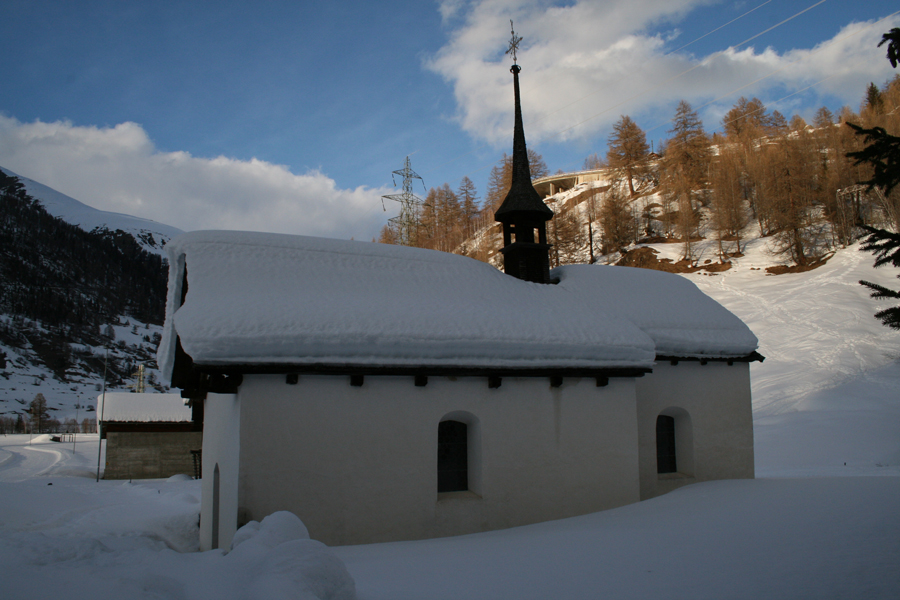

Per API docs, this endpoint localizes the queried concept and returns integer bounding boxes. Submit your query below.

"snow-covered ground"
[0,240,898,599]
[0,435,355,599]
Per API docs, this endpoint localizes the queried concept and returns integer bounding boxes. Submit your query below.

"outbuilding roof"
[157,231,758,381]
[96,392,190,423]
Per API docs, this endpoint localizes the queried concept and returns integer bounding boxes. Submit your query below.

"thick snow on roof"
[157,231,756,379]
[96,392,190,423]
[158,231,657,377]
[554,265,759,358]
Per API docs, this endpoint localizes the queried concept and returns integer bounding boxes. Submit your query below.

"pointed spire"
[495,22,553,284]
[494,63,553,222]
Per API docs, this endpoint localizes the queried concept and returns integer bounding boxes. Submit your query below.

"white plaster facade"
[199,364,755,550]
[199,392,240,551]
[636,361,755,500]
[219,375,640,548]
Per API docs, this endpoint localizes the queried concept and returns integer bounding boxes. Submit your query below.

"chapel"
[159,31,761,550]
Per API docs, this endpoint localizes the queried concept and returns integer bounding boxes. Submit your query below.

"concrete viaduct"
[532,168,608,198]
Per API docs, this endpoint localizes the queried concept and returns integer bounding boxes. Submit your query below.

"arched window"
[438,420,468,493]
[656,415,677,474]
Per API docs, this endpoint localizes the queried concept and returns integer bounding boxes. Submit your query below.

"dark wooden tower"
[494,34,553,284]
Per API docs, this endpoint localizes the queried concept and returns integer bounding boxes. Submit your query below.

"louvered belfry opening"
[494,60,553,284]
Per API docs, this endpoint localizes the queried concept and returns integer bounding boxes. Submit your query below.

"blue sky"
[1,0,898,240]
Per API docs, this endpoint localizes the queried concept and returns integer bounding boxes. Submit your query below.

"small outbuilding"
[97,392,201,480]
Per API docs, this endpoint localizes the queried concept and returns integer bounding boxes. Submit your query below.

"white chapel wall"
[237,374,641,546]
[199,392,241,552]
[636,361,755,500]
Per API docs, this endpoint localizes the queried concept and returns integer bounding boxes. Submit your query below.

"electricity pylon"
[131,364,145,393]
[382,156,426,246]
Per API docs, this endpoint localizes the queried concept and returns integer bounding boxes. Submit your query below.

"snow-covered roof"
[96,392,190,423]
[553,265,759,358]
[157,231,757,380]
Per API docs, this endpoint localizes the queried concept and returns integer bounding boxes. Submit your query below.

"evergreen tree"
[881,28,900,67]
[29,393,49,433]
[859,226,900,329]
[722,97,769,139]
[606,115,650,197]
[863,82,884,116]
[599,183,635,255]
[847,123,900,196]
[663,101,709,260]
[457,176,480,239]
[846,31,900,198]
[813,106,835,128]
[852,30,900,330]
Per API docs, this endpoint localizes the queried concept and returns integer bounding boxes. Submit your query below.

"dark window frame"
[656,414,677,474]
[437,420,468,493]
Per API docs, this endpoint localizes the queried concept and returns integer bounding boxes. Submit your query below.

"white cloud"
[427,0,900,145]
[0,116,391,240]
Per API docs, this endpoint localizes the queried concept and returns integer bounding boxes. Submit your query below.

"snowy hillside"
[679,234,900,477]
[0,166,182,256]
[0,169,173,424]
[0,316,169,425]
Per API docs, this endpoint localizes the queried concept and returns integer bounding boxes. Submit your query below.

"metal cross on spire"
[506,20,522,64]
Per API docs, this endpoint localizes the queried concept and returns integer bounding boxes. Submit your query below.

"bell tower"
[494,21,553,283]
[494,21,554,284]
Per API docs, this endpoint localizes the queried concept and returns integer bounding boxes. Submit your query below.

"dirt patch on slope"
[616,247,732,274]
[765,253,834,275]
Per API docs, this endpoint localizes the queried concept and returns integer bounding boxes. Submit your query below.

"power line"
[663,0,773,56]
[643,10,900,139]
[545,0,832,143]
[426,0,834,184]
[547,10,899,173]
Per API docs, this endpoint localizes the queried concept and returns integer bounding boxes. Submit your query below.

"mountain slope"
[0,166,182,256]
[0,170,170,426]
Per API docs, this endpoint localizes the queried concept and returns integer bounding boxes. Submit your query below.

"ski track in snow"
[686,238,899,416]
